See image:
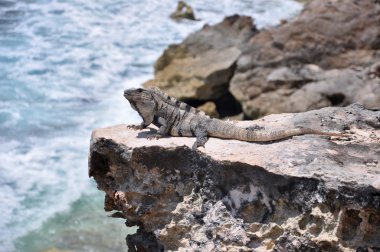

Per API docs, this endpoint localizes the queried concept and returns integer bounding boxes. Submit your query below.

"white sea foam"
[0,136,89,250]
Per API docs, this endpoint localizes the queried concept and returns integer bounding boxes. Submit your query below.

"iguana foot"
[246,124,265,131]
[147,133,162,140]
[192,125,208,150]
[127,124,145,130]
[192,141,205,150]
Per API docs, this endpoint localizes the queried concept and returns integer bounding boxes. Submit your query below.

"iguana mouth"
[124,88,144,99]
[124,89,135,98]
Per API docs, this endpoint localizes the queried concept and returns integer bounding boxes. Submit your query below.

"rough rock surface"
[89,104,380,251]
[144,15,258,101]
[196,101,219,118]
[230,0,380,117]
[246,64,380,117]
[146,0,380,119]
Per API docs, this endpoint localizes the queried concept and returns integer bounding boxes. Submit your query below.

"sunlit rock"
[89,104,380,251]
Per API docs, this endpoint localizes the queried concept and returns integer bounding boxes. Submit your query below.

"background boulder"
[144,15,258,102]
[147,0,380,119]
[230,0,380,117]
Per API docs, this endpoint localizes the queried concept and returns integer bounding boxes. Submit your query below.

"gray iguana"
[124,87,347,149]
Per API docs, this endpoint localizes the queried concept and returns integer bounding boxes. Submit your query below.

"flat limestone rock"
[89,104,380,251]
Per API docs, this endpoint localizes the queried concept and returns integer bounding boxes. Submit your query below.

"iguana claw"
[147,133,162,140]
[127,124,144,130]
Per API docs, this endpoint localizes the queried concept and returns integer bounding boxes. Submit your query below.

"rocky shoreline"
[89,104,380,251]
[145,0,380,119]
[88,0,380,251]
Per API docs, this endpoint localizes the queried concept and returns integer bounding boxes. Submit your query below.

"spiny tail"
[239,127,349,142]
[208,121,348,142]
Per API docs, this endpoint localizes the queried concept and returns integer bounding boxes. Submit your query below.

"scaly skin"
[124,88,348,149]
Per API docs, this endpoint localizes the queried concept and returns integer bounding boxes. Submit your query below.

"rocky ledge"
[89,104,380,251]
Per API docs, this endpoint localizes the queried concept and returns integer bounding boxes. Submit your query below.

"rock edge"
[89,104,380,251]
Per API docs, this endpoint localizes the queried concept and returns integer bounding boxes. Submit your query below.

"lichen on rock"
[89,104,380,251]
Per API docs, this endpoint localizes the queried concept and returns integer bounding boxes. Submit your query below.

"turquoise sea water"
[0,0,302,251]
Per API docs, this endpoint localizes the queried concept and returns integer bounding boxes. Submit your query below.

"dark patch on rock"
[126,228,164,252]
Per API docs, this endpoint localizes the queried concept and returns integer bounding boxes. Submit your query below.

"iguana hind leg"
[192,125,209,150]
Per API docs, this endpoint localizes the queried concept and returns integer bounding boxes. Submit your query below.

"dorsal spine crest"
[148,87,208,117]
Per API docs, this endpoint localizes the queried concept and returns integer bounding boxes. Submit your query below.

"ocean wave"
[0,137,89,250]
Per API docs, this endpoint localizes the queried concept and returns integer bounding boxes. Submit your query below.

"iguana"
[124,87,347,149]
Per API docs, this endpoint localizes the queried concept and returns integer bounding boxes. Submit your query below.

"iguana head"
[124,88,157,116]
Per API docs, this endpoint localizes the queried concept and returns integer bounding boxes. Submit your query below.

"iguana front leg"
[192,125,209,150]
[127,108,155,131]
[147,126,168,140]
[147,117,169,140]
